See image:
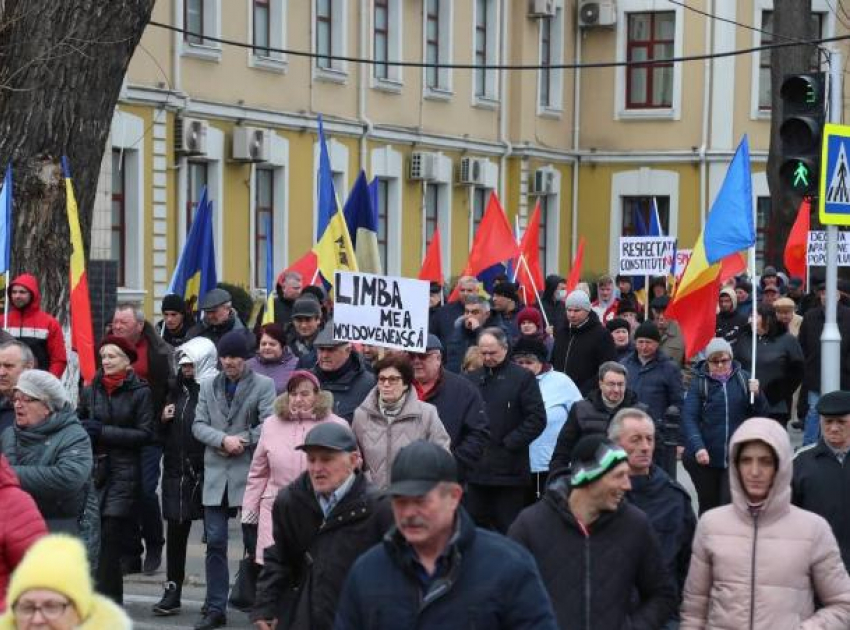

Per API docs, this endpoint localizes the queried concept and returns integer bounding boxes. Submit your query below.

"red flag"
[515,201,544,303]
[718,251,748,284]
[418,228,444,284]
[566,237,586,293]
[784,197,810,284]
[464,192,519,276]
[280,250,321,287]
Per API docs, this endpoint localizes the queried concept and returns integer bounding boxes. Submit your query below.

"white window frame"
[249,133,290,292]
[180,0,222,62]
[537,1,565,116]
[371,145,403,275]
[609,168,679,272]
[471,0,499,106]
[313,0,349,82]
[371,0,403,90]
[423,0,454,99]
[312,136,349,243]
[749,0,833,121]
[110,111,146,291]
[614,0,683,120]
[248,0,288,72]
[529,166,562,275]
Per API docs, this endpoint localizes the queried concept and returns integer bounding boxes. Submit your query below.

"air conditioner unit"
[409,151,438,181]
[578,0,616,28]
[175,117,209,156]
[458,157,487,186]
[232,126,271,162]
[530,168,555,195]
[528,0,556,18]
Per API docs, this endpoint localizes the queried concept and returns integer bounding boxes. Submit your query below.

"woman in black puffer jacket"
[78,335,153,605]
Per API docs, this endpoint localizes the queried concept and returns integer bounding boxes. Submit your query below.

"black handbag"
[228,524,259,612]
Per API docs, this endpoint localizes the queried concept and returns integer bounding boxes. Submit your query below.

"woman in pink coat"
[681,417,850,629]
[241,371,347,564]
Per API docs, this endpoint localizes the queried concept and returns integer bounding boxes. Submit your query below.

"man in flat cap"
[187,287,255,350]
[310,321,375,422]
[793,390,850,570]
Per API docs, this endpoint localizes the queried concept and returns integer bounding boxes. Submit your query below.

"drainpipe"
[570,19,582,259]
[499,0,512,204]
[173,0,188,249]
[359,0,374,173]
[698,0,714,228]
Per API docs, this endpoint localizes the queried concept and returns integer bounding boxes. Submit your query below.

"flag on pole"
[343,171,382,274]
[418,228,444,285]
[0,165,12,275]
[167,186,218,314]
[784,197,811,285]
[62,157,96,384]
[281,250,321,287]
[666,136,756,358]
[515,201,544,304]
[261,215,275,325]
[566,237,586,293]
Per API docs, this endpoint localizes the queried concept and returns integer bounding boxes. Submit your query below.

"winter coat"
[160,336,219,522]
[627,466,696,603]
[417,369,490,477]
[659,320,686,367]
[792,439,850,571]
[312,353,375,423]
[798,304,850,393]
[621,349,685,422]
[465,358,546,486]
[253,295,297,337]
[680,418,850,630]
[137,320,176,423]
[551,310,617,395]
[680,361,769,469]
[0,593,132,629]
[247,351,299,395]
[540,274,567,332]
[155,317,191,348]
[252,471,393,629]
[0,405,92,534]
[0,456,47,611]
[353,387,451,489]
[529,369,582,473]
[734,330,804,414]
[0,399,12,438]
[430,300,464,348]
[78,370,154,518]
[508,478,677,630]
[193,366,276,507]
[445,312,509,374]
[716,310,748,346]
[0,274,66,377]
[549,389,647,474]
[334,507,558,630]
[187,309,255,351]
[242,391,347,564]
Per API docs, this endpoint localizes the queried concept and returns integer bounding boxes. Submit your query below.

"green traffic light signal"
[793,162,810,188]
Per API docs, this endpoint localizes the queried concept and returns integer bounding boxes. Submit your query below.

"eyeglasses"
[708,358,731,366]
[601,381,626,389]
[12,394,39,405]
[378,375,403,384]
[408,351,439,361]
[13,600,71,619]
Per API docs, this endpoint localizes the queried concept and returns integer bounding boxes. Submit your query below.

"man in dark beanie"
[491,282,521,340]
[509,435,676,630]
[191,330,276,630]
[156,293,191,348]
[606,317,633,361]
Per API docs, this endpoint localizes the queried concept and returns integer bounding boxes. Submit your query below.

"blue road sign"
[820,123,850,225]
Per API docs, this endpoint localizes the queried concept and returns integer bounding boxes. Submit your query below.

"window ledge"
[181,42,223,62]
[473,96,500,110]
[424,87,453,101]
[537,106,563,120]
[313,67,348,84]
[615,107,678,121]
[372,78,404,94]
[251,55,288,74]
[752,110,771,122]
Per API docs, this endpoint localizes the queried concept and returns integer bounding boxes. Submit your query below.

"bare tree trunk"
[766,0,816,268]
[0,0,155,316]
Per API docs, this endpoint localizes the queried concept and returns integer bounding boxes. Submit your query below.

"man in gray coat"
[192,330,276,630]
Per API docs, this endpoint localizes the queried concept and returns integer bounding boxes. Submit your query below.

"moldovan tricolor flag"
[62,157,96,384]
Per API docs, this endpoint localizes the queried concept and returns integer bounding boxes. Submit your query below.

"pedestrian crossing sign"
[820,123,850,225]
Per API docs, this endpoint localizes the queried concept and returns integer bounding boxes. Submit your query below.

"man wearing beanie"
[156,293,191,348]
[621,320,684,427]
[509,435,676,630]
[192,330,276,629]
[551,289,617,395]
[606,317,633,361]
[491,282,521,340]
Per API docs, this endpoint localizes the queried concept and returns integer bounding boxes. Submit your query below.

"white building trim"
[110,110,146,291]
[371,145,403,275]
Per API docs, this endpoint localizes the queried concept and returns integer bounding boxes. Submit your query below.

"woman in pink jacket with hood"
[241,370,347,564]
[681,416,850,629]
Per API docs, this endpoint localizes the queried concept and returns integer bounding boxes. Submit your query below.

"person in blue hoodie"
[512,338,582,502]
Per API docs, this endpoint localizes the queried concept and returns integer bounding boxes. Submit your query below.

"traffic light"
[779,73,825,198]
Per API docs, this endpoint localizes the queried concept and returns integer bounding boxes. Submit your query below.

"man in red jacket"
[0,274,67,378]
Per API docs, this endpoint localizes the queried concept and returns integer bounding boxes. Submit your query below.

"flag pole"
[2,271,7,331]
[749,255,757,404]
[518,253,549,329]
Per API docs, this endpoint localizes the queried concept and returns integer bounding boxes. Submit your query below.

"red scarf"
[102,370,128,395]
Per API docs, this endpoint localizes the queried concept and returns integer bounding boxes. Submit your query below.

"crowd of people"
[0,266,849,629]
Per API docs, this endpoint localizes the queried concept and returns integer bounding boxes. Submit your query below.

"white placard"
[807,231,850,266]
[671,249,692,276]
[618,237,678,276]
[333,271,429,352]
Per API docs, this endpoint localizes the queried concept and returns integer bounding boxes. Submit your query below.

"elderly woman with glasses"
[681,337,768,515]
[352,353,451,489]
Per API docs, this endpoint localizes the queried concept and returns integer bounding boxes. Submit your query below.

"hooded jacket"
[681,417,850,629]
[716,287,748,345]
[0,274,66,377]
[539,274,567,333]
[550,310,618,395]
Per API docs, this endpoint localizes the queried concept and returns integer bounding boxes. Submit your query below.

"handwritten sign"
[618,237,678,276]
[333,271,429,352]
[807,231,850,266]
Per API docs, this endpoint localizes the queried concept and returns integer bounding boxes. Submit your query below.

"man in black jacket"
[551,289,617,394]
[715,287,747,346]
[793,390,850,570]
[444,295,507,373]
[464,328,546,533]
[311,323,375,422]
[509,435,677,630]
[252,423,392,630]
[430,275,479,347]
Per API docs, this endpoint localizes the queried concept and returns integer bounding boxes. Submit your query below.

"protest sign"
[807,231,850,267]
[333,271,429,352]
[669,249,692,276]
[618,237,678,276]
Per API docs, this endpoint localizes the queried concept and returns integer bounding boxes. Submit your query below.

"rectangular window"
[253,0,271,57]
[425,0,441,89]
[255,168,274,288]
[185,0,205,44]
[111,150,126,287]
[473,187,489,234]
[540,16,552,108]
[626,12,675,109]
[474,0,488,97]
[621,196,670,236]
[759,11,823,110]
[424,184,439,247]
[376,179,390,269]
[186,161,209,235]
[374,0,389,80]
[316,0,333,69]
